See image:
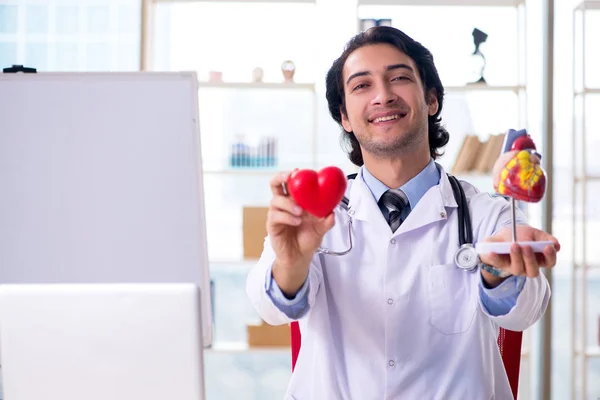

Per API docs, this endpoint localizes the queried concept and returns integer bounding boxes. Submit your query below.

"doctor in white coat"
[246,26,560,400]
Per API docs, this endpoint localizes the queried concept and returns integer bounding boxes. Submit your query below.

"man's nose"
[372,84,398,105]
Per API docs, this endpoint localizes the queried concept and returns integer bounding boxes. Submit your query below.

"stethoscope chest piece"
[454,243,479,271]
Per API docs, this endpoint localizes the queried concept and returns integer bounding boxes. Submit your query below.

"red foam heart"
[287,167,347,218]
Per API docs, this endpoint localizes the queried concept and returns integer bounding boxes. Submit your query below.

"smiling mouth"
[370,113,407,123]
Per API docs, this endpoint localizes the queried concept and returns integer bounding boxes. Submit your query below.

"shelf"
[155,0,315,3]
[574,175,600,182]
[207,341,290,353]
[575,346,600,357]
[575,1,600,11]
[445,84,525,93]
[197,81,315,91]
[203,168,284,176]
[586,347,600,357]
[195,82,519,93]
[209,260,258,272]
[453,174,495,193]
[210,259,257,266]
[573,263,600,270]
[454,173,492,180]
[358,0,524,6]
[574,88,600,95]
[203,167,320,176]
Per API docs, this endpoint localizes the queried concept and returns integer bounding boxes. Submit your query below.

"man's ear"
[340,107,352,132]
[427,90,439,116]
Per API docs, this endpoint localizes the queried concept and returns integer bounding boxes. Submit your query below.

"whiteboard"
[0,72,213,346]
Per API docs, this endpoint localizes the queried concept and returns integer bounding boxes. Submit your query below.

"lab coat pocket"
[427,263,477,335]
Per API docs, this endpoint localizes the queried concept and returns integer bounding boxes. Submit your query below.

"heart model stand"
[475,129,554,255]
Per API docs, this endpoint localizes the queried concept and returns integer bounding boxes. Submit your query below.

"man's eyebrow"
[345,64,414,86]
[387,63,414,73]
[346,71,370,86]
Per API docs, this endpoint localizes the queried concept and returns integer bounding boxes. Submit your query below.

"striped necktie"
[379,189,409,232]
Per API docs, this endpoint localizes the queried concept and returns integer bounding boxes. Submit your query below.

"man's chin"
[362,140,419,159]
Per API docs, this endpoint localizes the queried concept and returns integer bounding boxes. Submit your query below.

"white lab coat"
[246,165,550,400]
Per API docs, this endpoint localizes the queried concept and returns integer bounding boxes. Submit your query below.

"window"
[0,0,141,72]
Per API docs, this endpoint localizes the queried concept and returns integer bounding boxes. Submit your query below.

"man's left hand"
[479,225,561,287]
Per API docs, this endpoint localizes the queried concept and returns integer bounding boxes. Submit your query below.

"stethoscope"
[312,173,480,271]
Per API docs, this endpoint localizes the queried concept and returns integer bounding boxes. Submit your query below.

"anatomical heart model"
[476,128,554,254]
[492,129,546,202]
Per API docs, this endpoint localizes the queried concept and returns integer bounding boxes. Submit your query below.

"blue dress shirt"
[266,160,525,319]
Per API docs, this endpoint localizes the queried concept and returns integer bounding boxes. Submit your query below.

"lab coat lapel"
[346,169,391,232]
[397,167,459,235]
[346,166,460,235]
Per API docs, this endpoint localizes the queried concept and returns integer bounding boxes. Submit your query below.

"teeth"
[374,114,400,123]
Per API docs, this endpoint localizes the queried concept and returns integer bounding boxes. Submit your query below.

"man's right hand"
[267,171,335,297]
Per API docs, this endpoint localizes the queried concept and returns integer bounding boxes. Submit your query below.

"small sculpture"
[476,129,553,254]
[252,67,264,83]
[468,28,488,85]
[209,71,222,82]
[359,19,392,32]
[281,60,295,83]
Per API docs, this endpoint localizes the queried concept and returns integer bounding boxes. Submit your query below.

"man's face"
[340,43,438,159]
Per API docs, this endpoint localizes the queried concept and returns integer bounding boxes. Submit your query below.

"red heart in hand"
[287,167,347,218]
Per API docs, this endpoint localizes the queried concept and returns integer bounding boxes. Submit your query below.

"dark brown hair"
[325,26,449,166]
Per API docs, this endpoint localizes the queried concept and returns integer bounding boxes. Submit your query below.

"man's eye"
[353,83,368,91]
[393,76,410,82]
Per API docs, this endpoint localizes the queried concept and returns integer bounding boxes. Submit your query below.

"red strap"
[498,328,523,399]
[290,321,301,371]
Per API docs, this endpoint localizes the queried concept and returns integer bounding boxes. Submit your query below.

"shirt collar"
[361,158,441,210]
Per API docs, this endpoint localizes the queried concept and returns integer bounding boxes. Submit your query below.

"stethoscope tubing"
[316,175,478,271]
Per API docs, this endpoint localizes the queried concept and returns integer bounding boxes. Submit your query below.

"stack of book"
[246,321,291,347]
[451,133,505,175]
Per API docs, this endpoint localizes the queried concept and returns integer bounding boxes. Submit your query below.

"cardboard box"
[243,206,269,259]
[247,321,291,347]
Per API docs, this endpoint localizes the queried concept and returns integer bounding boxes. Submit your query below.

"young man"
[246,26,559,399]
